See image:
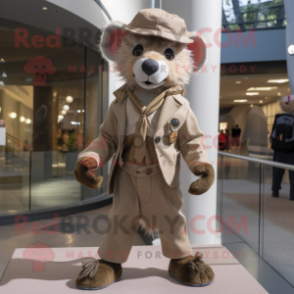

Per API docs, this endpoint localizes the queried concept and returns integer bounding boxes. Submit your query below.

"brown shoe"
[76,259,122,290]
[168,252,214,287]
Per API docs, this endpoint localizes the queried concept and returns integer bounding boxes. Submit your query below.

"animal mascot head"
[99,9,207,93]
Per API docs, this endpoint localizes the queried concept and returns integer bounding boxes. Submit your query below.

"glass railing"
[0,150,108,216]
[218,151,294,287]
[222,0,286,31]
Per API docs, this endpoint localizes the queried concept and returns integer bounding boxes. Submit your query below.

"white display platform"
[0,245,268,293]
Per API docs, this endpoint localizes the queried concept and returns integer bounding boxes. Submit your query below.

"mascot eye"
[132,44,144,57]
[164,48,175,61]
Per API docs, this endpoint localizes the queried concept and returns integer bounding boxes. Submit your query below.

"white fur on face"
[133,57,170,90]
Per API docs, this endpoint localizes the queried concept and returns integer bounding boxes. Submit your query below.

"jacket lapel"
[111,84,187,139]
[155,94,185,135]
[112,86,128,139]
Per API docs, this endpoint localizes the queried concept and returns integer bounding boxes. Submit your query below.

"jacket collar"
[112,84,187,137]
[113,84,129,104]
[113,84,186,104]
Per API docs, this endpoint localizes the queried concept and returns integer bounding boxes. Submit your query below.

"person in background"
[218,130,227,151]
[270,95,294,200]
[232,124,241,147]
[225,128,230,151]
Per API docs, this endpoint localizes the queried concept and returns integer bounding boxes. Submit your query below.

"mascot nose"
[142,59,159,76]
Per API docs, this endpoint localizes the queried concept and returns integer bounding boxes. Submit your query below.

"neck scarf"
[127,85,185,163]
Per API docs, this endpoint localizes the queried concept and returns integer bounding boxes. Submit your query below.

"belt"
[121,161,161,177]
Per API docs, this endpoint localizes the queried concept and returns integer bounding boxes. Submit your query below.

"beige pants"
[98,162,193,264]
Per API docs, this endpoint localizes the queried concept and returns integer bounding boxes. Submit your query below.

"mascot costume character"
[74,8,215,290]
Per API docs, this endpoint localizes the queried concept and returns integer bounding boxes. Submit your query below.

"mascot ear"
[187,33,207,72]
[99,22,126,62]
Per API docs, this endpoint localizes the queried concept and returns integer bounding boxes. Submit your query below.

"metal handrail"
[218,151,294,171]
[222,2,285,30]
[6,133,32,151]
[223,3,284,14]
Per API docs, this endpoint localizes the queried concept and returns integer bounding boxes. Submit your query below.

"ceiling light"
[25,118,31,124]
[63,105,70,111]
[236,81,241,84]
[234,99,248,103]
[246,92,259,96]
[10,112,17,119]
[250,104,254,107]
[58,115,64,121]
[0,58,5,63]
[61,110,67,115]
[267,79,289,84]
[248,87,277,91]
[66,96,73,103]
[82,110,85,112]
[42,7,48,10]
[277,92,281,96]
[259,100,263,104]
[77,110,81,113]
[71,121,81,125]
[20,116,25,122]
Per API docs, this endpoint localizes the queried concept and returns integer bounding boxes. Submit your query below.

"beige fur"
[139,218,158,238]
[98,31,195,96]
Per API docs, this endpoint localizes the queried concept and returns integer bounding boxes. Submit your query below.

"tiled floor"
[0,204,144,280]
[221,230,294,294]
[0,203,293,293]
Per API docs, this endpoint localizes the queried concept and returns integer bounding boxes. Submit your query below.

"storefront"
[0,17,109,214]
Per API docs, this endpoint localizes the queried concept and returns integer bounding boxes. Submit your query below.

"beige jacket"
[78,86,211,195]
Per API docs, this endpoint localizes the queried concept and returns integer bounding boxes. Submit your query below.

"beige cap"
[124,8,194,44]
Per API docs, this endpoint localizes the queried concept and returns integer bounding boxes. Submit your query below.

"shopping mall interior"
[0,0,294,293]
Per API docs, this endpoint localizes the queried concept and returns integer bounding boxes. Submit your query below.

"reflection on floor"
[222,230,294,294]
[0,203,293,293]
[0,176,81,214]
[0,204,145,282]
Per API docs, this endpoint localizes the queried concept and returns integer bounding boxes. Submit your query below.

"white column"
[162,0,222,245]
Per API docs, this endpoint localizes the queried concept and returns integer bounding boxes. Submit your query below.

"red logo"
[24,56,56,86]
[23,241,55,272]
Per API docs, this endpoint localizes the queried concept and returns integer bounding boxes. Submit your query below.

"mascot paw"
[76,259,122,290]
[74,158,103,189]
[168,253,214,287]
[188,163,215,195]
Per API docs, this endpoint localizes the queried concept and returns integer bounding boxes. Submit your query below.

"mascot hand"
[74,157,103,189]
[188,163,215,195]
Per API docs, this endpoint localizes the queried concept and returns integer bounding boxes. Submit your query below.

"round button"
[171,118,180,128]
[155,136,161,144]
[145,168,153,175]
